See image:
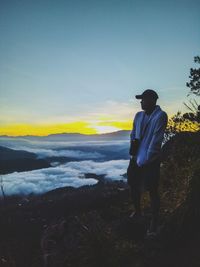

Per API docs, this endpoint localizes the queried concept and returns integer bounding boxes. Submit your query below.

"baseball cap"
[135,89,159,100]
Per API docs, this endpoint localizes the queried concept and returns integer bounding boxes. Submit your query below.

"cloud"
[2,166,97,195]
[0,139,129,196]
[0,137,128,148]
[66,160,128,180]
[1,159,129,196]
[17,147,105,160]
[0,138,129,160]
[0,100,136,134]
[77,100,137,123]
[0,138,106,159]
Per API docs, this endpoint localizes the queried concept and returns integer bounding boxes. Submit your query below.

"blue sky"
[0,0,199,134]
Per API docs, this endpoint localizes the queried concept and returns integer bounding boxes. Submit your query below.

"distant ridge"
[0,146,51,174]
[0,130,131,141]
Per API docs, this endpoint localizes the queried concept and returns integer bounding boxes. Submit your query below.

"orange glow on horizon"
[0,118,198,137]
[0,120,133,136]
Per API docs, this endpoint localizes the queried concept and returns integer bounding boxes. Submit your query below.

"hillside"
[0,146,51,174]
[0,131,199,267]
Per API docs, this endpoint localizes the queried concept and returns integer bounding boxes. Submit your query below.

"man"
[128,89,168,236]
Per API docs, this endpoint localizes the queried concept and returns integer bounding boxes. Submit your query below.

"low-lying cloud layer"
[0,138,129,160]
[22,147,104,160]
[1,159,128,195]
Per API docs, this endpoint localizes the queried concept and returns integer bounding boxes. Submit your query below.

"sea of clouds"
[0,137,130,195]
[0,137,129,160]
[19,147,105,160]
[1,159,128,195]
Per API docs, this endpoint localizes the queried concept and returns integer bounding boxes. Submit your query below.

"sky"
[0,0,199,136]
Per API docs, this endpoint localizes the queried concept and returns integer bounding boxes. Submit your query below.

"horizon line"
[0,129,130,138]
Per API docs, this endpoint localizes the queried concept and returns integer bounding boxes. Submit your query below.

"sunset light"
[0,120,132,136]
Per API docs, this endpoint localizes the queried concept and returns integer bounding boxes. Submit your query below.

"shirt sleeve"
[130,113,137,140]
[145,112,168,164]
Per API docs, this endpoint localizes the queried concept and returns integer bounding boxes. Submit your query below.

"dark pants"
[128,158,161,231]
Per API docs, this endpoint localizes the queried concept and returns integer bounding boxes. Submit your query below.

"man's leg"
[149,187,160,232]
[130,185,142,216]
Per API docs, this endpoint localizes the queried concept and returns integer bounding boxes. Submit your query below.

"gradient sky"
[0,0,199,135]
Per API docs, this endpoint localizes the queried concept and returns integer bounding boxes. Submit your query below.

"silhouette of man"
[128,89,168,236]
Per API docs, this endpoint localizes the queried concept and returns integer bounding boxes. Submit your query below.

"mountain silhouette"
[0,146,51,174]
[0,130,130,141]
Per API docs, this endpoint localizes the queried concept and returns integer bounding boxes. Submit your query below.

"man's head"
[135,89,158,112]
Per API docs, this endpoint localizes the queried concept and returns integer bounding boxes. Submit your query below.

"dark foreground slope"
[0,132,199,267]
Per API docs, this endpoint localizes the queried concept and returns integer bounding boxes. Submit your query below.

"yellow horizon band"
[0,120,132,136]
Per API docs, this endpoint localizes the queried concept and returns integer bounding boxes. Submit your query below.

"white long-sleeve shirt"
[130,105,168,167]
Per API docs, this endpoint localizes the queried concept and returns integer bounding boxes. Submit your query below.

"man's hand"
[129,146,133,156]
[129,139,140,156]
